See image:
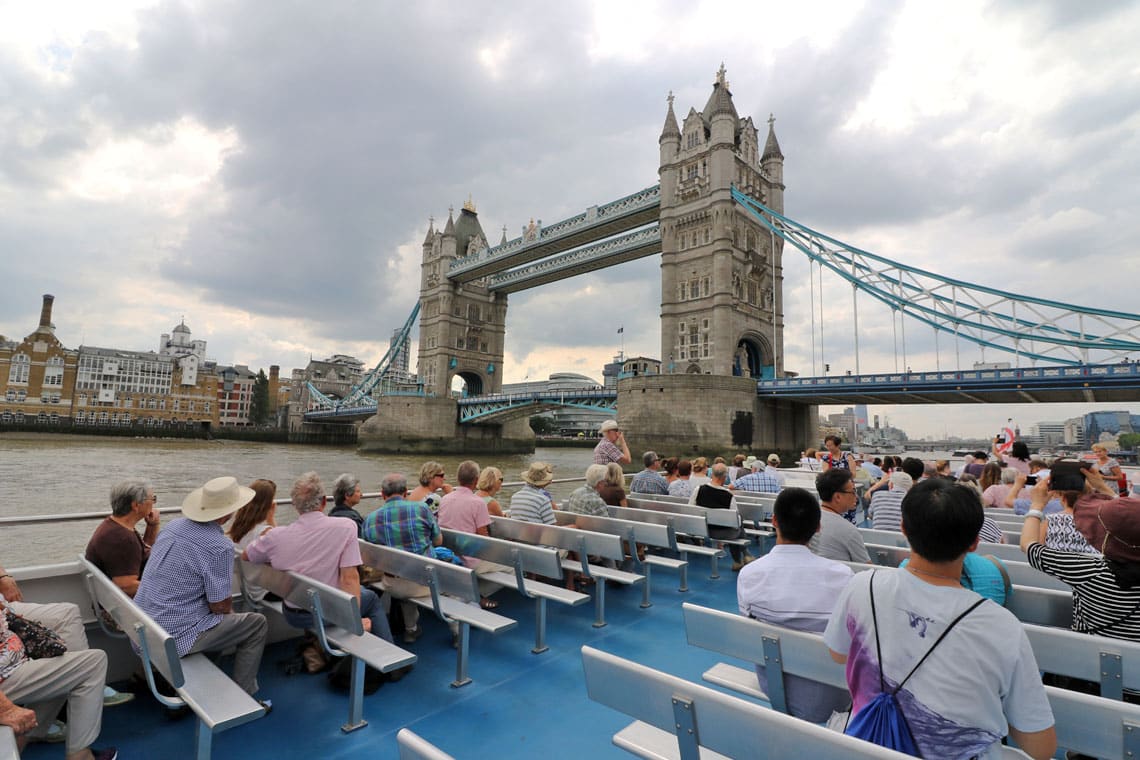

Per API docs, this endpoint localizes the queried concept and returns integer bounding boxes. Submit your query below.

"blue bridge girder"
[457,388,617,424]
[758,362,1140,405]
[447,185,661,283]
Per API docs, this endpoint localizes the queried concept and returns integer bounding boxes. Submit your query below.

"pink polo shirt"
[245,510,361,588]
[437,486,491,569]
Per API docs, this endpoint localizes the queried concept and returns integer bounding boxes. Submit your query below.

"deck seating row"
[396,728,455,760]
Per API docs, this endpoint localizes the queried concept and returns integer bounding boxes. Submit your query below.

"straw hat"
[743,456,760,470]
[766,453,781,466]
[181,476,255,523]
[599,420,620,433]
[521,462,555,488]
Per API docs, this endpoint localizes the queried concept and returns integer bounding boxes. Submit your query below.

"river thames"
[1,434,597,568]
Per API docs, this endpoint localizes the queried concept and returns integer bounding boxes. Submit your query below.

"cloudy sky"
[2,1,1139,439]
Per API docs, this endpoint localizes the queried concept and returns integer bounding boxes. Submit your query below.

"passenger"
[820,435,855,472]
[227,479,278,552]
[693,463,752,571]
[565,464,611,518]
[328,473,365,536]
[798,447,822,471]
[661,456,680,485]
[407,461,453,513]
[713,456,733,485]
[688,457,711,491]
[0,579,116,760]
[592,419,631,465]
[437,461,507,610]
[1022,466,1140,640]
[598,462,628,507]
[954,454,975,478]
[826,478,1057,759]
[993,439,1032,475]
[475,466,506,517]
[85,481,159,598]
[966,450,988,478]
[1032,482,1099,555]
[136,477,268,699]
[629,451,669,495]
[1091,442,1124,494]
[737,487,853,723]
[869,471,911,531]
[979,463,1011,508]
[808,469,870,563]
[728,454,747,482]
[1005,471,1063,516]
[667,459,693,499]
[732,456,782,494]
[935,459,953,479]
[510,463,557,524]
[763,453,787,487]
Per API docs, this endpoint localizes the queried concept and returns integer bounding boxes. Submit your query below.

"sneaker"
[731,561,744,572]
[44,720,66,743]
[103,686,135,707]
[402,626,422,644]
[257,698,273,715]
[92,748,118,760]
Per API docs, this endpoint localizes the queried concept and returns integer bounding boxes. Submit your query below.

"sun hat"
[766,453,780,466]
[521,462,555,488]
[599,420,620,433]
[1074,492,1140,564]
[181,476,255,523]
[743,455,760,470]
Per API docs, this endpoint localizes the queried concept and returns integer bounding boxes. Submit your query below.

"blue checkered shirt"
[733,471,783,494]
[362,497,440,556]
[629,469,669,495]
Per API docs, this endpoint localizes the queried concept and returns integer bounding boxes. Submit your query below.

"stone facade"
[657,65,786,379]
[0,295,78,424]
[358,395,533,455]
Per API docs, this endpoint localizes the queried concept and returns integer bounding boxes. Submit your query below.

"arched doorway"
[733,333,775,379]
[450,371,484,397]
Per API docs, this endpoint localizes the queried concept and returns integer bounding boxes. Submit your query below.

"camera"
[1025,475,1037,486]
[1050,459,1089,491]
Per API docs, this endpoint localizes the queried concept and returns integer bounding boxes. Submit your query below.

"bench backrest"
[734,499,772,526]
[606,505,709,537]
[1023,623,1140,700]
[626,496,741,529]
[78,555,185,688]
[396,728,455,760]
[440,528,563,579]
[551,511,675,551]
[859,527,1029,563]
[580,645,911,759]
[356,541,479,603]
[236,560,363,635]
[489,516,624,561]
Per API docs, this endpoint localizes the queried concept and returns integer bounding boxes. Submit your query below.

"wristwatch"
[1025,509,1045,520]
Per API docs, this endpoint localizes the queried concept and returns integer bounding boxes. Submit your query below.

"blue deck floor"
[21,561,746,760]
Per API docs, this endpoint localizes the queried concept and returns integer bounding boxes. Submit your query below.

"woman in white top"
[1091,443,1123,494]
[227,479,278,603]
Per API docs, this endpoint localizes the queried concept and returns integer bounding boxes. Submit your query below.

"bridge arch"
[450,370,485,397]
[734,331,774,380]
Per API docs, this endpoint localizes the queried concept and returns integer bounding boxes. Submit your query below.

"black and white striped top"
[1027,543,1140,641]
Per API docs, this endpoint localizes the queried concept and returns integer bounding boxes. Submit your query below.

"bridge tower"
[657,65,785,379]
[416,200,507,397]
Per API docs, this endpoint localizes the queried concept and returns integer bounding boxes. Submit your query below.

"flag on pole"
[617,327,624,334]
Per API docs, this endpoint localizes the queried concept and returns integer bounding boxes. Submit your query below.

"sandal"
[479,597,499,610]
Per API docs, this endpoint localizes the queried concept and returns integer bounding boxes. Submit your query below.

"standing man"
[808,469,870,563]
[737,487,853,722]
[328,473,365,537]
[361,474,442,643]
[629,451,669,495]
[593,420,631,466]
[136,477,268,700]
[825,479,1055,759]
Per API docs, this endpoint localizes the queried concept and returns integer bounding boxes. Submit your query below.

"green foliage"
[1118,433,1140,451]
[529,414,557,435]
[250,369,271,425]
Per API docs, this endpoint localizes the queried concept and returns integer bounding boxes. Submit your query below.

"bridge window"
[702,277,710,297]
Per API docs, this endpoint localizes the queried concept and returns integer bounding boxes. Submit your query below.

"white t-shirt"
[824,568,1053,759]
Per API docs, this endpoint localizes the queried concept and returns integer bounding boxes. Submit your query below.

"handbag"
[5,610,67,659]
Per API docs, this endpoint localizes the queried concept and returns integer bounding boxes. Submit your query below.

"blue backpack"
[845,571,985,757]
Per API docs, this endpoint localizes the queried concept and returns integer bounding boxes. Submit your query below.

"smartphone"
[1050,460,1088,491]
[1025,475,1038,486]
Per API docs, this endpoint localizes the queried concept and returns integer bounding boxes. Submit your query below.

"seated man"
[693,462,752,570]
[328,473,365,537]
[85,481,160,598]
[825,478,1056,759]
[437,460,508,609]
[0,567,115,759]
[245,472,394,644]
[628,451,669,495]
[361,473,441,644]
[136,477,268,700]
[737,487,853,723]
[868,471,911,531]
[808,469,870,563]
[732,457,782,494]
[564,464,611,519]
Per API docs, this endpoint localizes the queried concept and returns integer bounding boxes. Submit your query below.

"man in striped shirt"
[869,471,911,531]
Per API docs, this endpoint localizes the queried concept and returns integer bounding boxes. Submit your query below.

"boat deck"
[19,563,742,760]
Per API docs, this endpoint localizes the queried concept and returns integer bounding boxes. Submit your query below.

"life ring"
[995,427,1015,454]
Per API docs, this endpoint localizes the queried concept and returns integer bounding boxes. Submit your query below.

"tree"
[250,369,271,425]
[1118,433,1140,452]
[529,414,556,435]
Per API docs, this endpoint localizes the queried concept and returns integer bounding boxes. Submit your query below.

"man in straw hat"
[510,463,557,524]
[135,477,268,699]
[593,420,631,466]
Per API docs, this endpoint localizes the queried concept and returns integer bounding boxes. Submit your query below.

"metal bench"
[235,560,416,726]
[552,510,688,603]
[396,728,455,760]
[489,516,643,628]
[0,726,16,760]
[441,528,588,654]
[682,603,1140,759]
[611,504,727,578]
[861,542,1071,592]
[1023,623,1140,701]
[79,555,267,760]
[860,527,1027,563]
[580,645,912,759]
[355,540,515,687]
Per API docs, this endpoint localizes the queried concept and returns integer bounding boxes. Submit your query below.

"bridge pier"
[617,375,815,459]
[358,396,535,455]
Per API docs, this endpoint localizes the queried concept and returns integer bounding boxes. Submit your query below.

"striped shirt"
[135,517,234,656]
[978,517,1005,544]
[732,471,782,494]
[362,497,440,556]
[869,489,906,531]
[629,469,669,495]
[510,485,555,524]
[1027,543,1140,641]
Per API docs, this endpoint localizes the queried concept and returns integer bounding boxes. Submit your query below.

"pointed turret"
[500,226,508,246]
[762,113,783,160]
[703,63,739,124]
[423,217,435,245]
[442,207,455,237]
[659,91,680,142]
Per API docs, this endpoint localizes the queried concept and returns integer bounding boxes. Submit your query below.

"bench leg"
[195,719,213,760]
[708,551,721,580]
[451,622,472,688]
[342,656,368,732]
[640,565,653,609]
[532,598,549,655]
[593,580,608,628]
[678,561,689,593]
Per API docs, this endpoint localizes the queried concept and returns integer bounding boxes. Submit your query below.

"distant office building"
[1085,411,1140,445]
[1064,417,1086,447]
[854,404,869,433]
[827,407,858,442]
[501,372,609,437]
[1034,421,1066,448]
[216,364,257,426]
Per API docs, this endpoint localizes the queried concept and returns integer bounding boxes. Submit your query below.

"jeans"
[283,586,393,643]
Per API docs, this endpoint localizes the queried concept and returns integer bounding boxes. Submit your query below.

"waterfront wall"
[358,395,534,455]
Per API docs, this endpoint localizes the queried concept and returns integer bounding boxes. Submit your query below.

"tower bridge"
[301,66,1140,455]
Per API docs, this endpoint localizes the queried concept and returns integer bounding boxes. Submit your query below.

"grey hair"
[642,451,658,468]
[456,460,480,487]
[110,481,151,517]
[291,471,326,514]
[381,473,408,498]
[332,473,359,503]
[1000,468,1018,485]
[585,464,608,488]
[710,462,728,481]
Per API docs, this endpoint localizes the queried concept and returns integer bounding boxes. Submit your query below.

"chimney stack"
[39,294,55,330]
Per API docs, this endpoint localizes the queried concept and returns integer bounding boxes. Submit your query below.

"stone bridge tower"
[657,65,786,380]
[416,200,507,397]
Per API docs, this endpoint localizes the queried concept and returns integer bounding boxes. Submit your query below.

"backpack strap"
[867,571,885,692]
[894,595,986,695]
[984,555,1012,604]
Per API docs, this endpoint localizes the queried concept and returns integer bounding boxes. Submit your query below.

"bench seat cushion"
[701,662,767,701]
[613,720,732,760]
[322,625,417,673]
[643,555,687,570]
